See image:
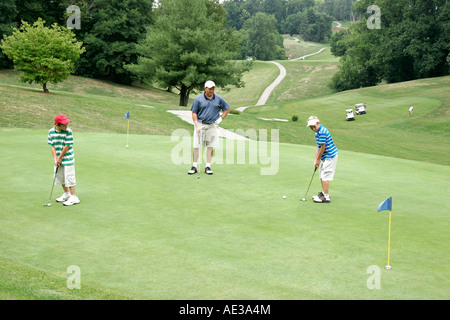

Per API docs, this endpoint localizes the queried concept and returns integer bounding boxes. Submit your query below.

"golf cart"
[346,109,355,121]
[355,103,367,115]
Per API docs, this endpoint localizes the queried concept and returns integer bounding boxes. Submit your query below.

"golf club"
[44,166,59,207]
[197,129,202,180]
[300,167,317,202]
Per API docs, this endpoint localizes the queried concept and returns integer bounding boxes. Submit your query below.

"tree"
[263,0,287,32]
[246,12,285,60]
[0,18,85,93]
[14,0,64,26]
[300,8,333,43]
[69,0,154,84]
[127,0,251,107]
[330,30,348,57]
[0,0,18,68]
[330,0,449,92]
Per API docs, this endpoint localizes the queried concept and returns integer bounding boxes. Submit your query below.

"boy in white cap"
[188,80,231,175]
[48,114,80,206]
[306,116,338,203]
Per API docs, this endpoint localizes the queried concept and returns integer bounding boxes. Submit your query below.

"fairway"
[0,128,448,299]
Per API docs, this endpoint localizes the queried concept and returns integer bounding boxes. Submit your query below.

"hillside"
[1,68,449,166]
[226,76,450,166]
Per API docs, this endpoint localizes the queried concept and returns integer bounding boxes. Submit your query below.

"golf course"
[0,36,449,300]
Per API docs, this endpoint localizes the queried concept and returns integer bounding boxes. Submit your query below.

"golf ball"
[282,195,286,199]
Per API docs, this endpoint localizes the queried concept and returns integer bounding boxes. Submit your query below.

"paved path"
[290,47,327,61]
[255,61,286,106]
[235,47,327,112]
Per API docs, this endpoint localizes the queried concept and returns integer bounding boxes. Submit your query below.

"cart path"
[235,47,327,112]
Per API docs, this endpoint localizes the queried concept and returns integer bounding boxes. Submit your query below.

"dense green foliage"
[329,0,450,91]
[0,0,344,85]
[70,0,154,84]
[224,0,336,43]
[245,12,286,60]
[126,0,251,106]
[0,0,17,68]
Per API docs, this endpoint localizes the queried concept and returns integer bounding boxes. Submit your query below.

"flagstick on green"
[125,112,130,148]
[377,197,393,270]
[386,210,392,270]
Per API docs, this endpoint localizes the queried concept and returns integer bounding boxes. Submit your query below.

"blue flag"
[377,197,392,212]
[125,112,130,119]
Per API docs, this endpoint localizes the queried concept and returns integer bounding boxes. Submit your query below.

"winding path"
[235,47,327,112]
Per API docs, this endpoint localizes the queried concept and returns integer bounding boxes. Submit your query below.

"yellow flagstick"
[386,211,392,270]
[126,117,130,148]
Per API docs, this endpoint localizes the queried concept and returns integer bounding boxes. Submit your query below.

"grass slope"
[225,76,450,166]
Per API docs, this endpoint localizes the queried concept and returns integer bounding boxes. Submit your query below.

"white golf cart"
[355,103,367,115]
[346,108,355,121]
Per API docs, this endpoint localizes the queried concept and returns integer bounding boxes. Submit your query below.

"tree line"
[329,0,449,91]
[0,0,346,105]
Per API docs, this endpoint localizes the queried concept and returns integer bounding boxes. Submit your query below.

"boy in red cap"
[47,114,80,206]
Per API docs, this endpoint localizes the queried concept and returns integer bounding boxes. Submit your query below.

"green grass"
[224,76,450,166]
[218,61,281,108]
[0,129,449,299]
[283,35,326,59]
[0,36,449,299]
[269,48,339,103]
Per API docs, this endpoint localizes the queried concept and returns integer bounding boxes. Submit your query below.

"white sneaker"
[56,193,70,202]
[63,195,80,206]
[312,192,330,203]
[187,166,198,175]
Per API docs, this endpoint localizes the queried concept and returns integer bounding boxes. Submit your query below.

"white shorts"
[193,123,219,148]
[55,165,76,187]
[319,154,338,181]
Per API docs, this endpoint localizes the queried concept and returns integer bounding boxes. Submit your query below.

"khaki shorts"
[193,123,219,148]
[319,154,338,181]
[55,165,76,187]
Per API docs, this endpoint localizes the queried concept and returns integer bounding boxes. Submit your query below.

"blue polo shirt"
[191,93,230,124]
[315,125,338,160]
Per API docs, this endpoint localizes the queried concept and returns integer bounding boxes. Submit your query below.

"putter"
[197,130,201,179]
[300,167,317,202]
[44,166,59,207]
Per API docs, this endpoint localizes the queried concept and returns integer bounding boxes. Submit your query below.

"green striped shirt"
[48,126,75,166]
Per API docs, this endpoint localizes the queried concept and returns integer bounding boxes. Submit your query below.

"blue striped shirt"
[315,125,338,160]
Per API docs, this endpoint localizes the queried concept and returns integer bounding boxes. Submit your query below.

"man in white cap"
[306,116,338,203]
[188,80,231,175]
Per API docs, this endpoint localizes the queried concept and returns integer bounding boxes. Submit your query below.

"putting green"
[0,128,449,299]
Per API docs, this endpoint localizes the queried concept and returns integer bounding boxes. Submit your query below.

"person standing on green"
[48,114,80,206]
[306,116,338,203]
